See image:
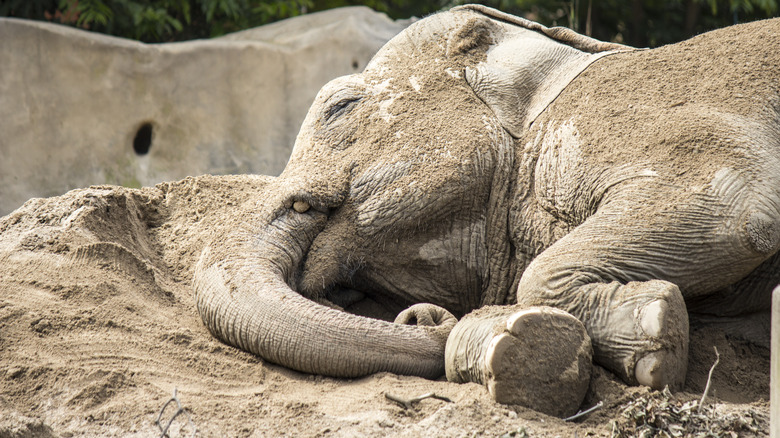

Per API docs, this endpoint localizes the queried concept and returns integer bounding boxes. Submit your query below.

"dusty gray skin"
[195,4,780,406]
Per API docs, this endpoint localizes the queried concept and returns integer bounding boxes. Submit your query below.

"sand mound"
[0,175,769,437]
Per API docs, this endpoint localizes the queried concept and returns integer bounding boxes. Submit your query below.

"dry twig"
[698,346,720,413]
[564,401,603,422]
[156,388,197,438]
[384,392,452,410]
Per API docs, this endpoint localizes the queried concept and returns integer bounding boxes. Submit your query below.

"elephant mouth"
[319,285,398,321]
[297,251,393,321]
[288,200,405,321]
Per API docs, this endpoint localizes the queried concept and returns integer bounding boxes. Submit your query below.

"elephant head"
[194,5,628,379]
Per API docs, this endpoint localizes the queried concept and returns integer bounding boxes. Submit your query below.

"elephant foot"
[445,306,592,418]
[591,280,689,390]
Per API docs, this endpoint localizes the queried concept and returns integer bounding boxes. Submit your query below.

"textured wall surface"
[0,7,409,215]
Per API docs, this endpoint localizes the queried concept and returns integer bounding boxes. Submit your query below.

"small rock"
[7,367,24,379]
[378,419,395,428]
[293,201,311,213]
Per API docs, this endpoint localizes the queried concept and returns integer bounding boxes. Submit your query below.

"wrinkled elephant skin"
[195,5,780,416]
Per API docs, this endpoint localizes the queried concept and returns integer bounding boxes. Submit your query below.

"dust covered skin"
[192,8,536,387]
[194,5,778,410]
[279,18,512,316]
[510,15,780,390]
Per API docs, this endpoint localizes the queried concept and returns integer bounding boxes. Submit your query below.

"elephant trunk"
[194,208,453,378]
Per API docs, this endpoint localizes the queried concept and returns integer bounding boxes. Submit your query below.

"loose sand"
[0,175,768,437]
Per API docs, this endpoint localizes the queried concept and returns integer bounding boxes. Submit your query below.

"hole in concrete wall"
[133,122,153,155]
[351,59,359,70]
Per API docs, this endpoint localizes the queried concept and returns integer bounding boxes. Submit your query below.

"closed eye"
[324,97,361,123]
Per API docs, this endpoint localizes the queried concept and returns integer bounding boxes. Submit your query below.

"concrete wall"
[0,7,410,216]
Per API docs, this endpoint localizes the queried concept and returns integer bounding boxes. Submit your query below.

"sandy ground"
[0,175,770,437]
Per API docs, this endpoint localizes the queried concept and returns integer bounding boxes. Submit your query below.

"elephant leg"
[444,305,592,417]
[514,193,777,390]
[685,251,778,351]
[687,248,780,317]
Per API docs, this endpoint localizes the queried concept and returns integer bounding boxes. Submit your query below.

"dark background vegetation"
[1,0,777,46]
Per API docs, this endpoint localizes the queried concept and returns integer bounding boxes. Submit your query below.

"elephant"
[194,4,780,416]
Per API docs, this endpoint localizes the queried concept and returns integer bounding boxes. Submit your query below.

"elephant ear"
[455,5,634,137]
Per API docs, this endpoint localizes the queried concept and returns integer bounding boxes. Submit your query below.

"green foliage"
[64,0,113,28]
[0,0,59,19]
[1,0,777,45]
[252,0,313,25]
[2,0,315,41]
[441,0,778,46]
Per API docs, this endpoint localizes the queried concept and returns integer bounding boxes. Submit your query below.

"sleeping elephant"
[194,5,780,416]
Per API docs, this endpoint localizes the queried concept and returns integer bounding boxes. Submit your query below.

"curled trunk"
[194,209,453,378]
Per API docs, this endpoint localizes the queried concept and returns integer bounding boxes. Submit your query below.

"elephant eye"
[324,97,361,123]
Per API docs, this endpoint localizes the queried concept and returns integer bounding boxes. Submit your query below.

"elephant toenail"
[635,351,666,389]
[640,300,667,338]
[505,308,535,334]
